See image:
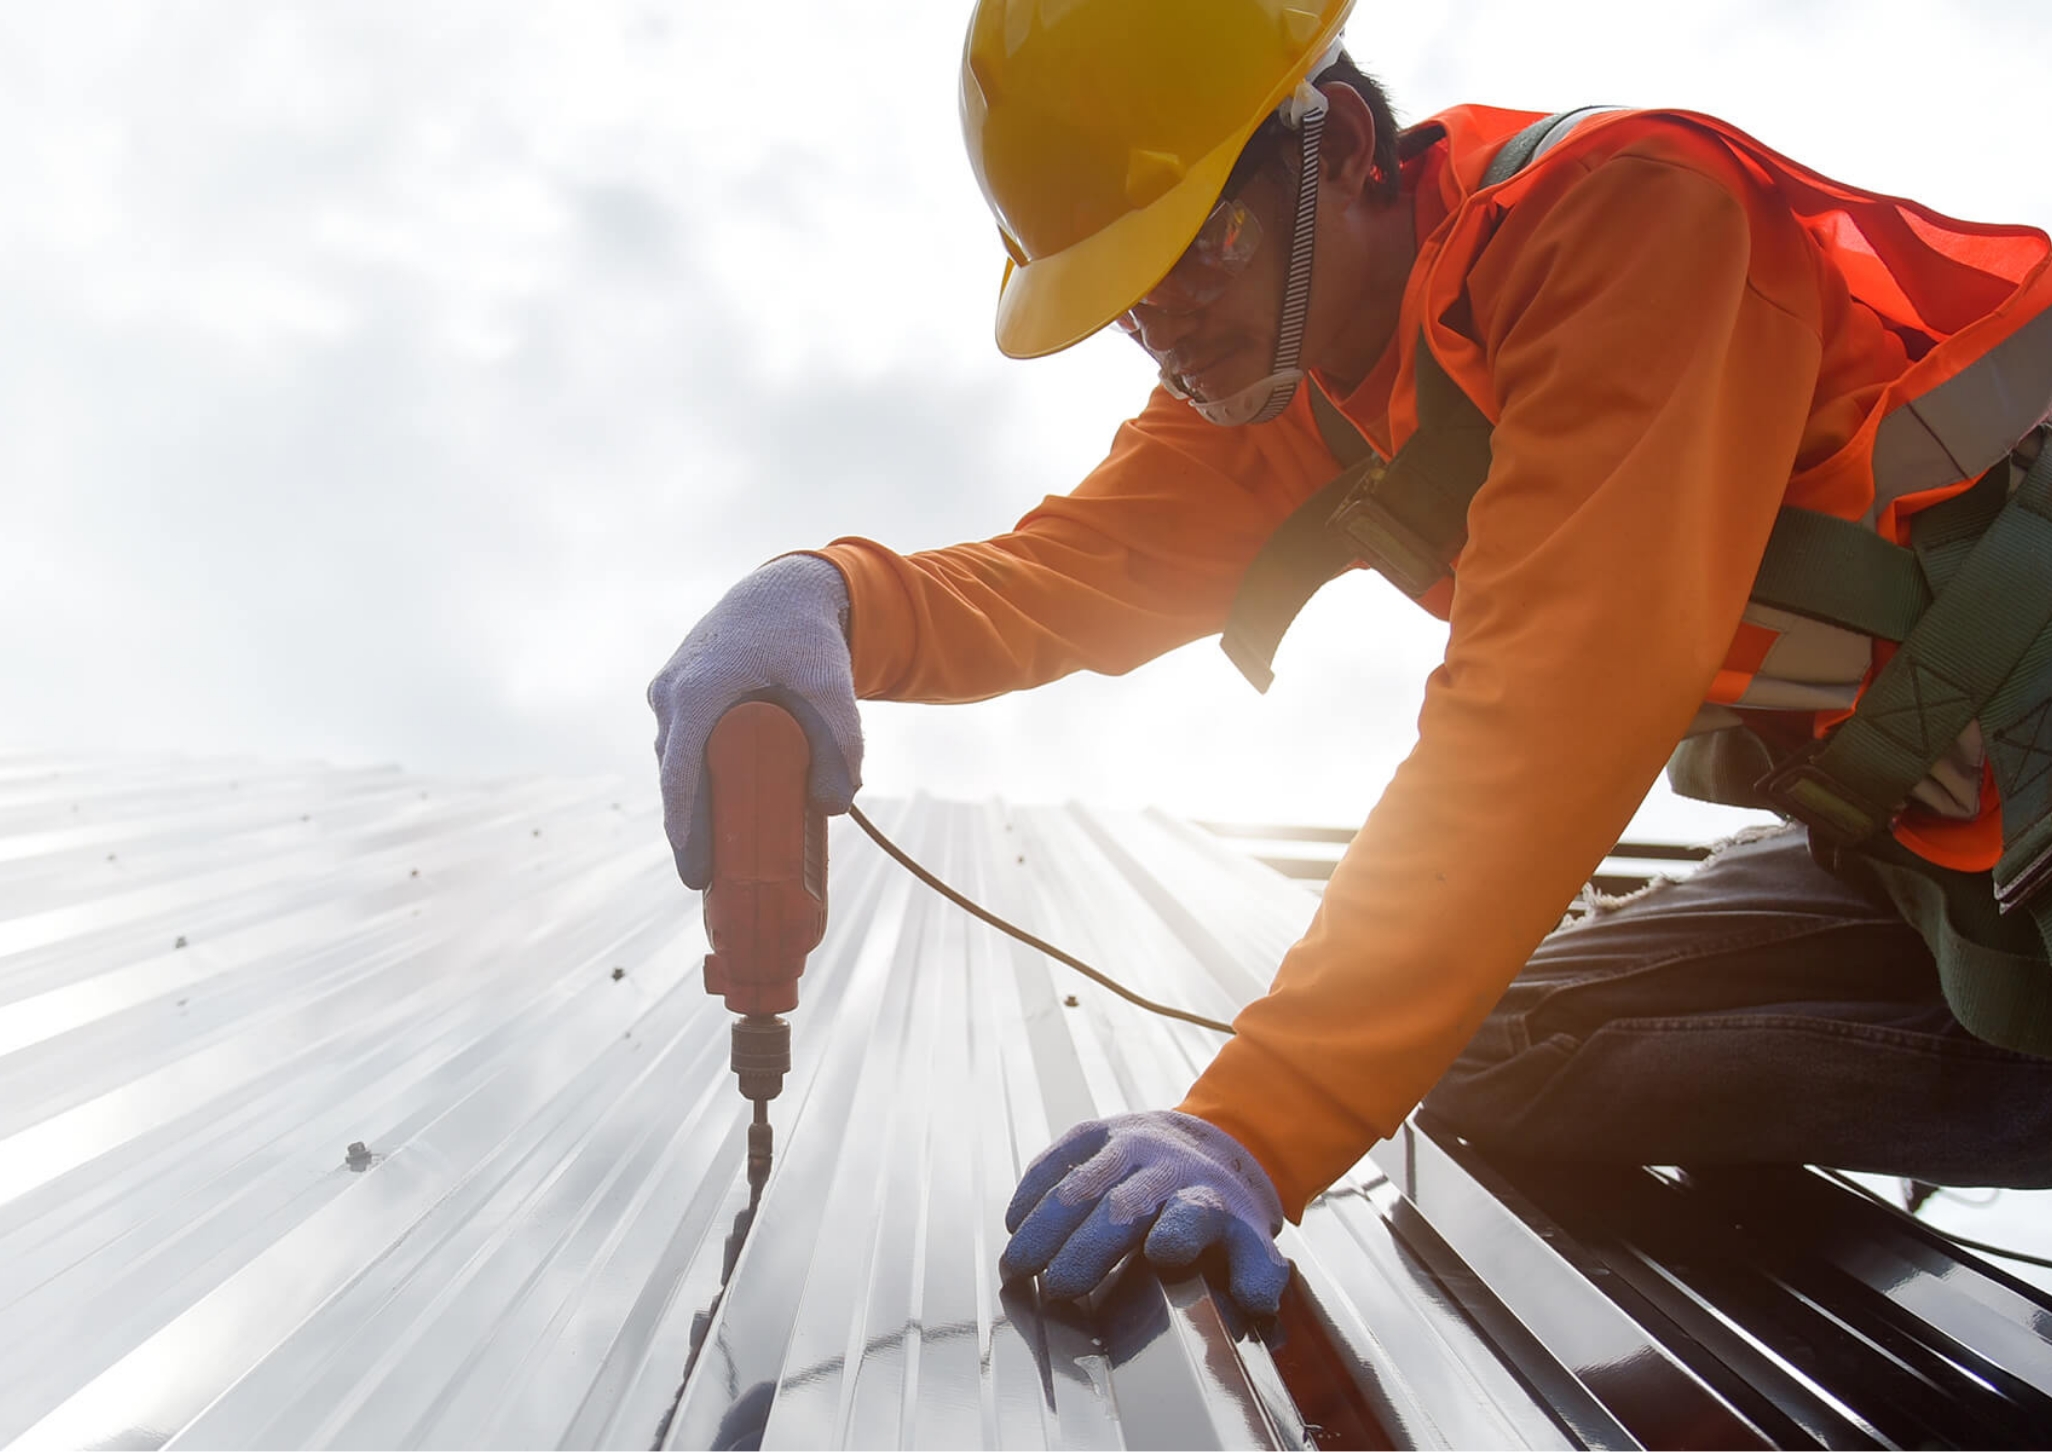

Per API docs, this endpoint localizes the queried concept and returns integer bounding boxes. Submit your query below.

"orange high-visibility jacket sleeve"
[1180,136,1830,1216]
[814,393,1333,702]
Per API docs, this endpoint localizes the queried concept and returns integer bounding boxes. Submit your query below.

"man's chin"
[1177,359,1259,404]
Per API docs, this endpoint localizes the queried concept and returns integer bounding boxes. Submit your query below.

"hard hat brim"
[993,139,1245,360]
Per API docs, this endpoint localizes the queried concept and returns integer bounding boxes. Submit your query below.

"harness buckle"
[1994,812,2052,915]
[1994,844,2052,914]
[1754,741,1891,847]
[1327,465,1452,600]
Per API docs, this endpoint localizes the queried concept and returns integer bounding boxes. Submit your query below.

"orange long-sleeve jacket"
[815,112,1943,1217]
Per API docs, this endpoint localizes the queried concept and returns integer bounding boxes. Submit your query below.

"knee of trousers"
[1416,1052,1520,1147]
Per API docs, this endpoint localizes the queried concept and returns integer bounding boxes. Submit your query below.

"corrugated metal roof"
[4,751,2050,1449]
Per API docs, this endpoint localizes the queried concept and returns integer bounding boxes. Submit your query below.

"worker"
[650,0,2052,1316]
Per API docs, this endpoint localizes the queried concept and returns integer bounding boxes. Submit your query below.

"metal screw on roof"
[611,967,625,981]
[345,1141,373,1171]
[532,828,541,837]
[174,936,187,950]
[1064,995,1080,1008]
[409,868,419,877]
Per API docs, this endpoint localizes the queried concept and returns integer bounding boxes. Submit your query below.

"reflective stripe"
[1908,720,1985,821]
[1869,304,2052,523]
[1732,678,1864,713]
[1682,704,1746,737]
[1728,605,1868,712]
[1747,606,1870,686]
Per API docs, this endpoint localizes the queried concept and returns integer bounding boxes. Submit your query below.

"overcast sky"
[6,0,2049,838]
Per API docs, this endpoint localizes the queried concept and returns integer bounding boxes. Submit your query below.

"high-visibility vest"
[1223,106,2052,1052]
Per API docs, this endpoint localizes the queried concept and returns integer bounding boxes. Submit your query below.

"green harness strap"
[1757,446,2052,849]
[1220,108,1605,692]
[1831,832,2052,1055]
[1747,506,1931,643]
[1735,442,2052,1053]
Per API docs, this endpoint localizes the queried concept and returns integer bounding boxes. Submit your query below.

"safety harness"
[1220,110,2052,1054]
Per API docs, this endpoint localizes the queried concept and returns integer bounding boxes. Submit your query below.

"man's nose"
[1125,300,1198,356]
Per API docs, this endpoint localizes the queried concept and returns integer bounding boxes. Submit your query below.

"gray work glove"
[648,555,863,890]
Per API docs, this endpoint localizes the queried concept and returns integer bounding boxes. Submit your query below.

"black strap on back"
[1220,342,1496,691]
[1218,386,1382,692]
[1308,383,1377,468]
[1480,105,1619,187]
[1218,463,1369,692]
[1218,108,1611,692]
[1328,344,1494,595]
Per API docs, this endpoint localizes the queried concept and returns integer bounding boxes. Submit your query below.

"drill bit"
[747,1098,773,1190]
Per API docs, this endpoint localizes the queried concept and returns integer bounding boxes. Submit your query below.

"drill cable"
[1814,1167,2052,1271]
[843,808,2052,1280]
[847,803,1236,1036]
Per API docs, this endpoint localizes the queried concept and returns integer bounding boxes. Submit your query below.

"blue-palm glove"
[1000,1110,1291,1316]
[648,555,862,890]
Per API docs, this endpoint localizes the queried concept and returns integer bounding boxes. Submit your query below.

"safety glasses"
[1113,195,1264,335]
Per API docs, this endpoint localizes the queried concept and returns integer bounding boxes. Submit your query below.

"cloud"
[1,0,2044,845]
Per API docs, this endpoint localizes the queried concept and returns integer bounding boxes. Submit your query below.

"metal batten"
[3,752,2048,1449]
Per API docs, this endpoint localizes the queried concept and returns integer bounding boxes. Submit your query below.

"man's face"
[1117,160,1296,402]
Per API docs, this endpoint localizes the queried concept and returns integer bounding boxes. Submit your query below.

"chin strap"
[1163,65,1332,428]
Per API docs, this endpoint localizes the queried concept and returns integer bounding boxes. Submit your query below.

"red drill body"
[700,701,827,1188]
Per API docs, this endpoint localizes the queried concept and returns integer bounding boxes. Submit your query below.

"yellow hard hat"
[960,0,1356,360]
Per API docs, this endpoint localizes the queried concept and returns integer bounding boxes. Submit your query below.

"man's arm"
[813,389,1336,703]
[1182,127,1831,1216]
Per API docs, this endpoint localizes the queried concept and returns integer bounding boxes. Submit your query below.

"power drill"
[700,701,828,1191]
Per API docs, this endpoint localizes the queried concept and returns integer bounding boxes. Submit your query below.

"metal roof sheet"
[4,750,2049,1449]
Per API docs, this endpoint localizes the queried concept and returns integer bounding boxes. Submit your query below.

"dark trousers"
[1421,825,2052,1187]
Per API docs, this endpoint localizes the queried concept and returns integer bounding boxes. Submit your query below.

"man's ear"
[1316,81,1381,201]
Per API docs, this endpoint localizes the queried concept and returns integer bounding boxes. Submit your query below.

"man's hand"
[648,555,862,889]
[1000,1110,1291,1315]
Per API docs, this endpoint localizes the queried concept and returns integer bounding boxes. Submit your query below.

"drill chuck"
[735,1018,787,1191]
[731,1013,791,1103]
